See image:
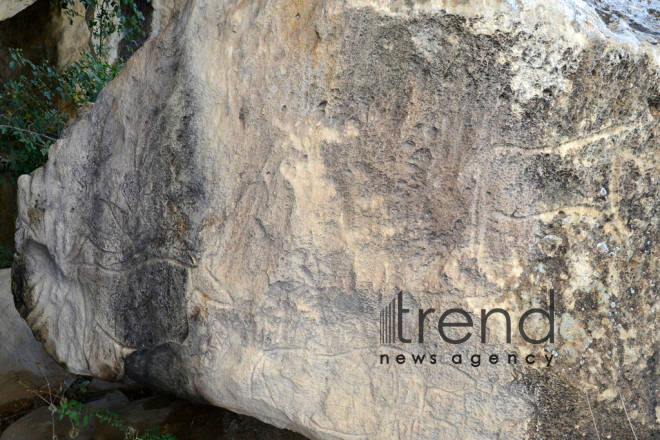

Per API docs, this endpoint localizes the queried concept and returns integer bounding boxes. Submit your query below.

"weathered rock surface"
[12,0,660,438]
[0,269,65,416]
[0,0,38,22]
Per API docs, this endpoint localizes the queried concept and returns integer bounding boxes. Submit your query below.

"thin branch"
[0,125,58,142]
[584,391,601,440]
[37,363,53,406]
[619,390,638,440]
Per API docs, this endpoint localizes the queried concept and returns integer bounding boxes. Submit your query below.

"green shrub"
[0,49,121,177]
[20,370,178,440]
[0,0,148,179]
[0,0,149,268]
[59,400,178,440]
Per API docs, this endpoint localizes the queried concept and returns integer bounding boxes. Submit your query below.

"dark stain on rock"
[110,261,189,350]
[521,369,646,439]
[10,253,29,322]
[124,342,200,401]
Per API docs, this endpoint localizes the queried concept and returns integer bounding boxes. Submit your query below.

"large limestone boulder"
[12,0,660,438]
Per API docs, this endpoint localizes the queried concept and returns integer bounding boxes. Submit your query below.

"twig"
[584,391,601,440]
[0,125,58,141]
[36,362,58,440]
[619,390,638,440]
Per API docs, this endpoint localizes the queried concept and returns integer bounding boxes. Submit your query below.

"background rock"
[0,0,178,86]
[0,0,89,84]
[0,0,38,22]
[0,268,65,417]
[12,0,660,439]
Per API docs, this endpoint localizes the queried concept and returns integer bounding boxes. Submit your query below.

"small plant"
[18,362,83,440]
[0,49,121,177]
[58,0,149,58]
[58,401,177,440]
[58,402,178,440]
[19,362,177,440]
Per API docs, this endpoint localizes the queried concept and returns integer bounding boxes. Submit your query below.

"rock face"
[12,0,660,438]
[0,269,65,416]
[0,0,38,22]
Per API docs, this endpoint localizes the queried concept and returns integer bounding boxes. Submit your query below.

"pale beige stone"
[0,0,37,22]
[12,0,660,438]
